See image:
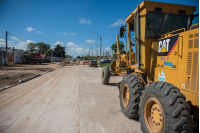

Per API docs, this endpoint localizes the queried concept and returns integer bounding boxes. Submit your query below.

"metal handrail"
[190,23,199,30]
[161,28,185,39]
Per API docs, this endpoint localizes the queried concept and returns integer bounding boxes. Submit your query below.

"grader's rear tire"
[102,66,110,85]
[110,59,117,71]
[119,74,144,118]
[139,81,193,133]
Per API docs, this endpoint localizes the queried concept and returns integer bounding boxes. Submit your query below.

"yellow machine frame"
[116,1,199,107]
[103,1,199,132]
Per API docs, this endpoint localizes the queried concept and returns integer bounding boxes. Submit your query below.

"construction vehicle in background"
[101,1,199,132]
[72,58,76,62]
[24,53,42,64]
[41,54,51,63]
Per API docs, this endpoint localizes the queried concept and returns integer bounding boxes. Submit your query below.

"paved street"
[0,65,142,133]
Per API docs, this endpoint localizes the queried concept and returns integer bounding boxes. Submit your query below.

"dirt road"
[0,65,142,133]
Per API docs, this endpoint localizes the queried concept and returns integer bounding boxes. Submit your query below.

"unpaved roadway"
[0,65,142,133]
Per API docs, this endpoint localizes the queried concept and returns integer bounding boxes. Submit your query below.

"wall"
[55,57,61,62]
[14,50,24,64]
[0,48,7,65]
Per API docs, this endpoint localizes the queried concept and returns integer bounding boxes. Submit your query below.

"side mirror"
[119,26,125,38]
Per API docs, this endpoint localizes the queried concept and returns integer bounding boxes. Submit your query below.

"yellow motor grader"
[101,1,199,133]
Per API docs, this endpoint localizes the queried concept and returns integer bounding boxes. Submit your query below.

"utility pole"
[103,48,104,59]
[92,46,93,57]
[41,45,42,55]
[5,31,8,65]
[112,50,113,57]
[93,32,102,63]
[97,38,98,57]
[89,47,90,60]
[61,53,62,61]
[100,37,102,61]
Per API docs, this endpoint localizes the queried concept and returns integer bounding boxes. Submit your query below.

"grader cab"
[102,1,199,132]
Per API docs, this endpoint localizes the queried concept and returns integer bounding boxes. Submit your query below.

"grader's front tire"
[139,81,193,133]
[119,74,144,118]
[102,66,110,85]
[110,59,117,71]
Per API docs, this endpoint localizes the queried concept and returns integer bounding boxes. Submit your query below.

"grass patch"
[99,63,110,68]
[0,65,6,68]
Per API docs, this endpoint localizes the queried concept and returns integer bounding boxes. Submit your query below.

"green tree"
[27,43,36,52]
[44,49,54,56]
[54,44,65,57]
[77,55,81,59]
[65,55,71,58]
[35,42,51,54]
[24,50,30,55]
[111,41,125,53]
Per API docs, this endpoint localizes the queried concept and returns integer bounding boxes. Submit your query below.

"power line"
[7,32,27,42]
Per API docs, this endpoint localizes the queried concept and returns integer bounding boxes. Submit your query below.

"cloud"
[0,38,13,46]
[56,32,67,35]
[14,40,34,50]
[85,39,95,43]
[70,33,76,35]
[66,42,78,47]
[54,41,65,46]
[66,48,75,54]
[79,18,92,24]
[109,19,125,27]
[75,47,85,53]
[69,48,75,50]
[11,36,20,41]
[36,31,42,33]
[25,27,36,31]
[105,47,111,51]
[67,51,75,54]
[66,47,88,54]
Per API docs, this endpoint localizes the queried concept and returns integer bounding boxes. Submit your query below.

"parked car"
[100,59,111,64]
[89,60,97,67]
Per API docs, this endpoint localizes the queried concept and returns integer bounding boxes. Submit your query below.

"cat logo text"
[158,39,170,53]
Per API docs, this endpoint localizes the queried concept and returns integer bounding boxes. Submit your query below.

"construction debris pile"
[59,61,80,66]
[81,60,90,65]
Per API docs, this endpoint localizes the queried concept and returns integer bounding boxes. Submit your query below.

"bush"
[100,63,110,68]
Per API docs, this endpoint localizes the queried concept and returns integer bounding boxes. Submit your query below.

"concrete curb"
[40,69,54,75]
[19,69,54,83]
[19,74,41,83]
[0,69,55,92]
[0,83,19,92]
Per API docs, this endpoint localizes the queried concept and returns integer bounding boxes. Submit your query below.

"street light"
[93,32,102,63]
[87,44,93,60]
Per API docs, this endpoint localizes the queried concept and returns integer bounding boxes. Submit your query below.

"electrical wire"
[7,32,27,42]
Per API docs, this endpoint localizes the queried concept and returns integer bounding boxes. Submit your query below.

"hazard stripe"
[167,39,178,56]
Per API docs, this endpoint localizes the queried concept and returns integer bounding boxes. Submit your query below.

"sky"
[0,0,199,58]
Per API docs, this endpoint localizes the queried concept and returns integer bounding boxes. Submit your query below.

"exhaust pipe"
[187,14,199,30]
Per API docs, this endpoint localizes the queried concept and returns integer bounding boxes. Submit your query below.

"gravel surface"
[0,65,142,133]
